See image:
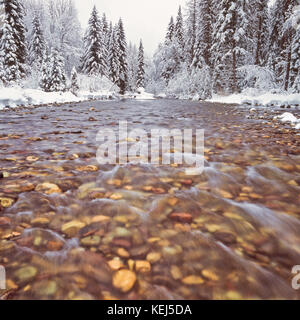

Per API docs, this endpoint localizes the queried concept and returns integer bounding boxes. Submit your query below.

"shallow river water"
[0,99,300,300]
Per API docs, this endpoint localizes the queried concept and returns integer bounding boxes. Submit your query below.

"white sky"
[74,0,186,56]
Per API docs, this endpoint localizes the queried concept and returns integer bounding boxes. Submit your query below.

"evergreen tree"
[108,26,120,85]
[185,0,197,66]
[29,14,46,67]
[211,0,251,94]
[116,19,128,94]
[252,0,269,66]
[175,6,184,60]
[291,27,300,92]
[268,0,298,90]
[127,42,138,91]
[47,48,67,92]
[165,17,175,44]
[193,0,213,68]
[0,0,27,83]
[137,40,145,88]
[70,66,79,95]
[0,18,20,83]
[40,48,51,92]
[81,6,107,77]
[281,1,298,91]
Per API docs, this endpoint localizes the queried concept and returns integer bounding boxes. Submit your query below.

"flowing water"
[0,99,300,300]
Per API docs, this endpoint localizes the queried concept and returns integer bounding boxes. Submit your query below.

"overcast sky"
[74,0,186,56]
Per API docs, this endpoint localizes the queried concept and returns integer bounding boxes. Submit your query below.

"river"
[0,99,300,299]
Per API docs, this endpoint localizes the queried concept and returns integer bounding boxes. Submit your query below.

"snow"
[208,90,300,107]
[276,112,299,124]
[273,112,300,130]
[0,85,156,110]
[207,90,300,130]
[134,87,155,100]
[0,87,114,110]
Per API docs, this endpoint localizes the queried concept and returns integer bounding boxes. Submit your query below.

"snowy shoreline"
[0,87,156,111]
[208,91,300,131]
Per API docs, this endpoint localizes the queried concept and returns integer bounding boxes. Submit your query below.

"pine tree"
[161,16,180,83]
[185,0,197,66]
[127,42,138,91]
[40,48,51,92]
[47,48,67,92]
[0,18,20,83]
[252,0,269,66]
[81,6,107,77]
[137,40,145,88]
[165,17,175,44]
[268,0,298,89]
[290,28,300,92]
[70,66,79,95]
[211,0,251,94]
[108,26,120,85]
[175,6,184,60]
[193,0,213,68]
[281,1,298,91]
[0,0,27,83]
[116,19,128,94]
[29,14,46,67]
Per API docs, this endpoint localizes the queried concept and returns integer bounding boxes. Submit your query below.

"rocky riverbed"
[0,99,300,300]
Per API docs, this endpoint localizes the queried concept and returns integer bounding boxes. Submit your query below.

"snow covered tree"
[282,1,300,91]
[137,40,145,88]
[211,0,252,94]
[175,6,184,61]
[0,0,27,83]
[268,0,298,90]
[160,16,181,83]
[165,17,175,44]
[70,66,79,94]
[108,26,120,85]
[46,48,67,92]
[40,48,51,91]
[47,0,82,74]
[81,6,107,77]
[127,42,138,92]
[115,19,128,94]
[251,0,269,66]
[193,0,213,68]
[185,0,197,66]
[29,14,46,67]
[291,34,300,92]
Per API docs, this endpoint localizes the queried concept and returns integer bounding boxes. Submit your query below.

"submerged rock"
[113,269,137,293]
[14,266,38,282]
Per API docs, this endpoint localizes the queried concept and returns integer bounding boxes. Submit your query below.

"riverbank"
[0,87,156,111]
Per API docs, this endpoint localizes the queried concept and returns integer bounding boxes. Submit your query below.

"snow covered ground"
[0,86,156,110]
[208,90,300,131]
[274,112,300,130]
[132,88,155,100]
[208,90,300,107]
[0,87,115,110]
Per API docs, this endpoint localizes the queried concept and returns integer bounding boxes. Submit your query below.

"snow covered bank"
[274,112,300,130]
[208,90,300,107]
[134,88,155,100]
[208,90,300,131]
[0,87,115,110]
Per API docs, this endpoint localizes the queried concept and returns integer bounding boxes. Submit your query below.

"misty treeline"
[0,0,145,94]
[0,0,299,98]
[147,0,300,99]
